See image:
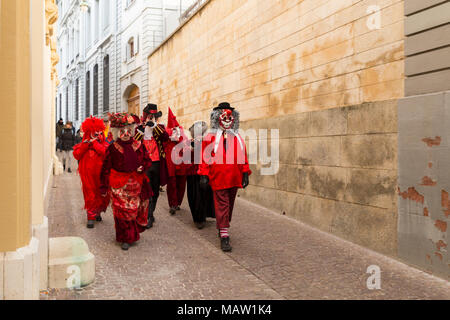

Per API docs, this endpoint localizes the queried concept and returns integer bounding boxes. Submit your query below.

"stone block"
[294,194,336,233]
[345,168,397,209]
[341,134,397,169]
[309,107,347,136]
[48,237,95,289]
[331,202,398,256]
[33,216,49,291]
[279,138,296,164]
[286,164,301,193]
[298,165,347,201]
[347,100,397,134]
[295,136,341,166]
[405,2,450,36]
[4,237,39,300]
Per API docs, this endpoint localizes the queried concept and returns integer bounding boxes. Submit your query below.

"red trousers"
[167,175,187,208]
[213,187,238,229]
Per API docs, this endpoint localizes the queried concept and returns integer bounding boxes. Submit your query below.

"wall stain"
[434,220,447,232]
[398,187,424,204]
[421,176,437,186]
[422,136,441,147]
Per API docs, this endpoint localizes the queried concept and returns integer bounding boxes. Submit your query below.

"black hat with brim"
[213,102,235,111]
[143,103,163,118]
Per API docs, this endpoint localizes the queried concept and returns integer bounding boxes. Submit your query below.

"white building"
[56,0,120,131]
[120,0,197,116]
[56,0,198,130]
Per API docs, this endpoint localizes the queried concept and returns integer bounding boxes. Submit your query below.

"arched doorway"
[126,85,140,116]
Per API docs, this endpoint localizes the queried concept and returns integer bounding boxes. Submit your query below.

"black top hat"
[213,102,235,111]
[143,103,162,118]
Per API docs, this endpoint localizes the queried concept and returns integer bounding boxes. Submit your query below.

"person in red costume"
[134,104,169,229]
[100,113,153,251]
[165,108,190,215]
[73,116,110,229]
[198,102,251,252]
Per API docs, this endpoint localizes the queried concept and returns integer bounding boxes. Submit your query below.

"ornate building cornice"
[46,0,60,85]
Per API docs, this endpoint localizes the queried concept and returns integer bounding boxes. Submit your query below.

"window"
[75,78,79,121]
[129,38,135,59]
[65,86,69,121]
[103,56,109,112]
[93,64,99,115]
[94,0,100,42]
[86,71,90,117]
[86,8,91,48]
[103,0,110,29]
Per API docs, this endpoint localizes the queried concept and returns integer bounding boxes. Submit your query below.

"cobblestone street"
[41,172,450,300]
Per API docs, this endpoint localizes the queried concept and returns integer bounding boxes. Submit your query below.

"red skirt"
[110,170,149,243]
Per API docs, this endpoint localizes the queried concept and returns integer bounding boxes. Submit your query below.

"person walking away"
[58,122,76,173]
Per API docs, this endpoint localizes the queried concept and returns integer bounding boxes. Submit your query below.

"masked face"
[91,131,103,141]
[219,109,234,130]
[119,127,133,141]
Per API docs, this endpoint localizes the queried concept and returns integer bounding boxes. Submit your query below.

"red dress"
[73,140,110,220]
[100,139,153,244]
[164,127,190,208]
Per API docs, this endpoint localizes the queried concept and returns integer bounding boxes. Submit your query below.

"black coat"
[58,129,76,151]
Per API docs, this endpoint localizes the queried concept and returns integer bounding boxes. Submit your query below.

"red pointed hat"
[167,107,180,129]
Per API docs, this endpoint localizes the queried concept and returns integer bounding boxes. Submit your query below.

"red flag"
[167,107,180,129]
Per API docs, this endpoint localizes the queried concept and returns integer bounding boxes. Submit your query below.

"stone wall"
[148,0,405,256]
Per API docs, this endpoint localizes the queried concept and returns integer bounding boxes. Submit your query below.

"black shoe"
[121,243,130,251]
[146,219,153,229]
[169,207,177,215]
[220,237,232,252]
[87,220,94,229]
[96,216,102,222]
[68,168,72,173]
[176,206,181,211]
[195,221,205,230]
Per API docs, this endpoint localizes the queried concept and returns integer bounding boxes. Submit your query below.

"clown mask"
[119,127,133,141]
[91,131,104,142]
[219,109,235,131]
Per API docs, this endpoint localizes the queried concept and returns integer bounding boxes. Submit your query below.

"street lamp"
[80,1,90,12]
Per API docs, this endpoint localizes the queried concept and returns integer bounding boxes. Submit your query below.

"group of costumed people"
[73,102,251,252]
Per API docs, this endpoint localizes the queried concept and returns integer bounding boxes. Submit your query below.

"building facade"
[56,0,120,130]
[120,0,197,116]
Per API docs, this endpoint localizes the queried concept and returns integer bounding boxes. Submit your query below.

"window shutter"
[135,33,139,55]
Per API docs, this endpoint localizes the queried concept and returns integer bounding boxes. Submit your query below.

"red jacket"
[198,131,251,191]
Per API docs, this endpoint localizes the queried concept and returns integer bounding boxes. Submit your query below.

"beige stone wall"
[148,0,404,256]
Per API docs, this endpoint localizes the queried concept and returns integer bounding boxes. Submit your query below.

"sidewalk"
[42,172,450,300]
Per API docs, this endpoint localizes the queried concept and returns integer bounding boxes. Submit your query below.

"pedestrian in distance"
[58,122,76,173]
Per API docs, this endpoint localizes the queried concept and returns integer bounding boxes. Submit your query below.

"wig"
[81,116,106,141]
[210,109,240,131]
